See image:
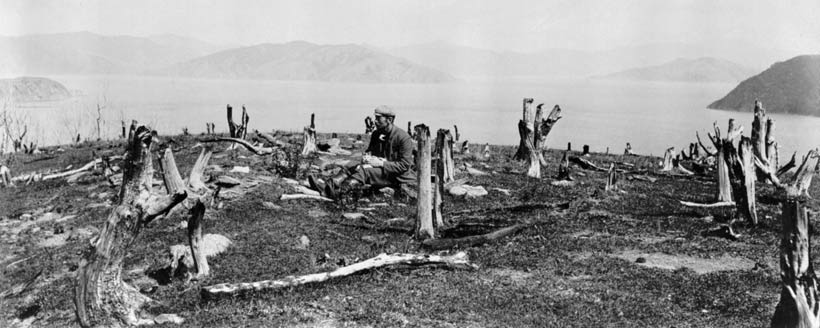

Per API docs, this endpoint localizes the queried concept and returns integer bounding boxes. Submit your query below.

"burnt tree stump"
[74,124,187,327]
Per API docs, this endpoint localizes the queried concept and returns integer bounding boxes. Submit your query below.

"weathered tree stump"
[535,104,562,165]
[661,147,674,171]
[301,114,317,155]
[74,124,187,327]
[735,137,757,224]
[760,150,820,328]
[482,143,491,160]
[158,147,215,279]
[434,129,455,184]
[513,98,535,161]
[414,124,434,240]
[605,163,618,191]
[556,151,572,181]
[707,120,742,202]
[624,142,633,155]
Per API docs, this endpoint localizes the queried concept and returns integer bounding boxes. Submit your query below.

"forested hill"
[708,55,820,116]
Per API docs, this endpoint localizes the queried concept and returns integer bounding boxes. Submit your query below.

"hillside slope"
[597,57,755,82]
[158,41,456,83]
[708,55,820,116]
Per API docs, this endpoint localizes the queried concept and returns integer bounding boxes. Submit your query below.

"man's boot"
[328,178,362,201]
[307,174,327,196]
[324,171,351,199]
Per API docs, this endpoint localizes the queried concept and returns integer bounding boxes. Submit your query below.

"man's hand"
[362,155,386,168]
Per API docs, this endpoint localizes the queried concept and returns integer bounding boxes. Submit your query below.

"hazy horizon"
[2,0,819,56]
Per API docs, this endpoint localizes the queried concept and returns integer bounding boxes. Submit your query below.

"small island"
[0,77,72,102]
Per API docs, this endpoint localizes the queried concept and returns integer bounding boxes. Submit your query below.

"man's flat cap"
[374,105,395,117]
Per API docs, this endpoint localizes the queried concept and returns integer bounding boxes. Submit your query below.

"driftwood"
[74,124,188,327]
[422,224,527,250]
[414,124,434,240]
[201,252,474,297]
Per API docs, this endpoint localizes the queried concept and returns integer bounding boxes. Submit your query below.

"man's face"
[374,115,391,130]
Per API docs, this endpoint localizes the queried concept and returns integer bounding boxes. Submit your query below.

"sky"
[2,0,820,54]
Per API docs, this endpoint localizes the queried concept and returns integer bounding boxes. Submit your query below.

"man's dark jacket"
[366,125,416,186]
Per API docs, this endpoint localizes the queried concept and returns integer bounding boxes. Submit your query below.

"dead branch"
[280,194,333,202]
[421,224,528,250]
[679,201,736,208]
[201,252,475,297]
[204,137,275,155]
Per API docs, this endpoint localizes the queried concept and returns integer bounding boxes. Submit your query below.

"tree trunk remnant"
[301,114,317,156]
[535,104,562,165]
[519,119,540,178]
[226,104,237,138]
[708,120,742,203]
[74,124,188,327]
[432,175,444,228]
[752,101,769,182]
[605,163,617,191]
[556,151,572,181]
[766,118,779,178]
[414,124,434,240]
[624,143,633,155]
[763,151,820,328]
[435,129,455,184]
[158,147,214,279]
[736,137,758,224]
[482,143,490,160]
[453,125,460,142]
[514,98,535,161]
[661,147,674,171]
[240,106,250,139]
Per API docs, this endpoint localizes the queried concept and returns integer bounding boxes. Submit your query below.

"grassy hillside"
[0,130,809,327]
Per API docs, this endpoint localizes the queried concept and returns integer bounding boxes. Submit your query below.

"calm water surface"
[16,75,820,157]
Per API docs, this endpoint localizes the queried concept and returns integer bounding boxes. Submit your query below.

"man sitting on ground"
[309,105,416,199]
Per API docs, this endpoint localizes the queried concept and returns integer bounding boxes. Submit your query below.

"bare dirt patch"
[611,250,757,274]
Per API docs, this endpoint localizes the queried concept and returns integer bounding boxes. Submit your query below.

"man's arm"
[381,133,414,174]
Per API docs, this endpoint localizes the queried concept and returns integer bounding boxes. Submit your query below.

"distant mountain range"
[156,41,456,83]
[708,55,820,116]
[596,57,756,82]
[387,40,786,79]
[0,31,795,83]
[0,77,71,102]
[0,32,227,75]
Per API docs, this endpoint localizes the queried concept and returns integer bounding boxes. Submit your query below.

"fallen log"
[679,201,736,208]
[569,156,606,171]
[280,194,333,202]
[446,201,570,216]
[421,224,527,250]
[204,137,275,155]
[201,252,475,297]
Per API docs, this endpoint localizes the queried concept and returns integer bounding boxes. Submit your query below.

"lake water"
[11,75,820,157]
